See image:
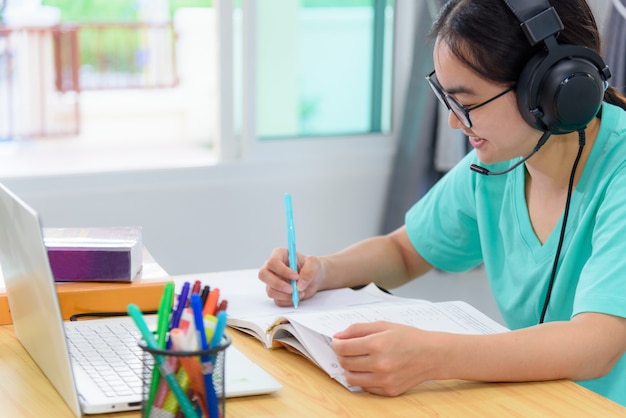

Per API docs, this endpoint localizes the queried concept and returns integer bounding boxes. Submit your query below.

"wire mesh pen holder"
[139,334,232,418]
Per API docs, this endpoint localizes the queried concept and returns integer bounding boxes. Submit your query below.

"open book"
[219,272,509,391]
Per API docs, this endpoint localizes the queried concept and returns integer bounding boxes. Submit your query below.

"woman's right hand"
[257,247,326,307]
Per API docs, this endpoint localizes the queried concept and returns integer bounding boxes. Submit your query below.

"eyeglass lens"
[426,72,471,127]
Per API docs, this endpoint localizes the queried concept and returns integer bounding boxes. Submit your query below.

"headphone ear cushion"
[516,46,606,134]
[517,51,549,131]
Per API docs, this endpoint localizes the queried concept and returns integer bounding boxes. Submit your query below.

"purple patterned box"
[43,226,142,282]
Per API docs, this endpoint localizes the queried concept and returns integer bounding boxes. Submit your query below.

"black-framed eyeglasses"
[426,70,514,128]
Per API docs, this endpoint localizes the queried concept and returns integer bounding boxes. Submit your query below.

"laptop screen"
[0,183,83,416]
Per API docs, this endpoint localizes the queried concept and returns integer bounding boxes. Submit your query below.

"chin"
[475,152,499,166]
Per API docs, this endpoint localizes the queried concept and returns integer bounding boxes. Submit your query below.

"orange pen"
[203,288,220,316]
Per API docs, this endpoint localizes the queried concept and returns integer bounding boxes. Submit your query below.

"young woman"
[258,0,626,406]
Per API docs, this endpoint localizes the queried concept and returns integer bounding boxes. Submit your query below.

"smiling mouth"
[468,136,486,148]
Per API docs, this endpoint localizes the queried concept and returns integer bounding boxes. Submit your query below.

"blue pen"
[284,192,299,308]
[190,294,219,418]
[210,310,228,349]
[168,282,190,345]
[127,304,198,418]
[209,310,228,390]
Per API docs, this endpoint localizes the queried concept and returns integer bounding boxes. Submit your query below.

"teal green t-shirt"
[405,102,626,406]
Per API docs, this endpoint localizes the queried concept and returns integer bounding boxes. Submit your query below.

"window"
[253,0,394,139]
[2,0,214,146]
[227,0,397,161]
[1,0,401,169]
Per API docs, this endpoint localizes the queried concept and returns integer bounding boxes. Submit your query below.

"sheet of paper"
[181,271,386,332]
[279,298,508,391]
[287,299,508,338]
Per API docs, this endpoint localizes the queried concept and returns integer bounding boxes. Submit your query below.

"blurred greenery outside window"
[41,0,393,141]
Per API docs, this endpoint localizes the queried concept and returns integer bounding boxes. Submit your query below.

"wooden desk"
[1,325,625,417]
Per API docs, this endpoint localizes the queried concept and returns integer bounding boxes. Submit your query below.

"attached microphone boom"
[469,131,552,176]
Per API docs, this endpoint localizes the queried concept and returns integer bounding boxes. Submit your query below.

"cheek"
[500,95,534,130]
[474,96,530,135]
[472,103,540,156]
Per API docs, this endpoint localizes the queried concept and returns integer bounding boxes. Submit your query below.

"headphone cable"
[539,129,586,323]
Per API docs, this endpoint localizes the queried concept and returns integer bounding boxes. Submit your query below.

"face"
[432,39,541,164]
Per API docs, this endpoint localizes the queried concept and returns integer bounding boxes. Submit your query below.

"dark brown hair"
[430,0,626,110]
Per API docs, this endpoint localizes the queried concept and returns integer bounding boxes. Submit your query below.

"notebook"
[0,183,282,416]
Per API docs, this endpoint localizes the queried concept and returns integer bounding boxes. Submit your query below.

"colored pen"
[208,311,228,405]
[179,307,198,350]
[191,294,220,418]
[216,299,228,313]
[204,314,217,342]
[191,279,202,295]
[127,304,197,418]
[161,365,190,416]
[200,285,211,305]
[171,328,208,417]
[203,288,220,317]
[284,192,299,308]
[157,282,174,348]
[147,282,174,417]
[209,310,228,350]
[169,281,190,334]
[152,380,170,411]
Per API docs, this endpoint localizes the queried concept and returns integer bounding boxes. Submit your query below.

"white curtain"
[380,2,440,234]
[380,0,468,234]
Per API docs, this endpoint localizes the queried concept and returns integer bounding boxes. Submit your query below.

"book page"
[277,321,361,391]
[279,299,508,391]
[219,275,386,347]
[286,300,508,338]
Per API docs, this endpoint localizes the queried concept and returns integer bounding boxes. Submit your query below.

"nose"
[447,110,465,130]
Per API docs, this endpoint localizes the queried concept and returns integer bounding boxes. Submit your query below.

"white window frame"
[214,0,419,163]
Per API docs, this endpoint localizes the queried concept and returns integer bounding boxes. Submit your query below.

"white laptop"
[0,183,282,416]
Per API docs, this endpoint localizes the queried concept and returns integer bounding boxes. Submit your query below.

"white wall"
[1,152,392,276]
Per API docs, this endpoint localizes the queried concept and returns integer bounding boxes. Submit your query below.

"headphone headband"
[504,0,563,45]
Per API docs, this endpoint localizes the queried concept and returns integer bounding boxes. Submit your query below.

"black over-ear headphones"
[503,0,611,134]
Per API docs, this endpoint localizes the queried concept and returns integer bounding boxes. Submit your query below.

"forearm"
[434,313,626,383]
[319,228,432,291]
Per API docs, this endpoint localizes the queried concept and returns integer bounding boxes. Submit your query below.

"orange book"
[0,247,171,325]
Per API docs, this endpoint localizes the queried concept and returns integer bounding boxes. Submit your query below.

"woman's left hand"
[331,321,439,396]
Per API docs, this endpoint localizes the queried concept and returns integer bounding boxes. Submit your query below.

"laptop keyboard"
[65,320,145,398]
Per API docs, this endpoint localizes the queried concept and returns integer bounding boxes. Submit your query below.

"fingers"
[263,278,304,307]
[333,321,389,342]
[331,322,426,396]
[258,248,325,308]
[342,372,407,397]
[331,322,389,365]
[294,255,315,292]
[258,247,308,307]
[265,284,302,307]
[259,248,294,284]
